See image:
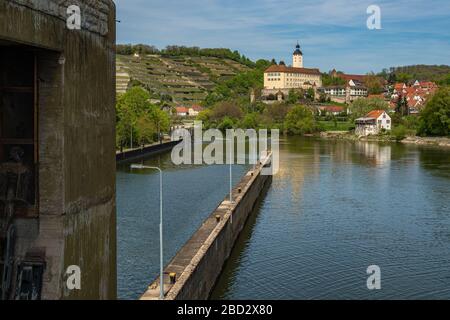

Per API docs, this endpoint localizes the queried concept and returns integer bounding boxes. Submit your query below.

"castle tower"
[293,42,303,68]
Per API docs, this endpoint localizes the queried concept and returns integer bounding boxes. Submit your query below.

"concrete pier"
[116,141,180,164]
[140,154,273,300]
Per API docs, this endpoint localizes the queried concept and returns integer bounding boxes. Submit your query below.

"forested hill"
[382,65,450,84]
[116,44,255,104]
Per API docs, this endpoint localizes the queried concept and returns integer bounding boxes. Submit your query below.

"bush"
[284,105,319,135]
[417,87,450,136]
[218,117,235,131]
[391,125,407,141]
[240,113,259,129]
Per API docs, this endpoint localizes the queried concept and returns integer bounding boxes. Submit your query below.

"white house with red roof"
[188,105,203,116]
[355,110,392,136]
[176,106,189,117]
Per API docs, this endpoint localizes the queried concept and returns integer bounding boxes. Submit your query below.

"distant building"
[317,105,345,116]
[319,71,370,103]
[261,43,322,102]
[355,110,392,136]
[391,81,438,114]
[188,105,203,117]
[176,107,189,117]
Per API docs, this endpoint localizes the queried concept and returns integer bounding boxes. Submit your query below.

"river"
[117,137,450,300]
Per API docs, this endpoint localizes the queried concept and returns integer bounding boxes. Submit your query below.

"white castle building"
[262,43,322,100]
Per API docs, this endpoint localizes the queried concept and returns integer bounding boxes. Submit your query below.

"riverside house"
[355,110,392,136]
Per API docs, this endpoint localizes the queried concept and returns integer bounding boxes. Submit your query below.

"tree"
[417,87,450,136]
[396,73,413,84]
[306,88,315,101]
[115,87,170,148]
[263,104,290,126]
[284,105,318,135]
[287,89,300,104]
[240,113,259,129]
[364,73,384,94]
[211,101,243,121]
[218,116,235,131]
[349,98,389,120]
[116,87,151,148]
[322,72,346,86]
[148,107,170,142]
[440,73,450,86]
[135,114,156,145]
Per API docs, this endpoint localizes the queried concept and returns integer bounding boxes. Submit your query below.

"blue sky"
[114,0,450,74]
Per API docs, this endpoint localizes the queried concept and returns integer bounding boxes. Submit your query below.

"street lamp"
[130,164,164,300]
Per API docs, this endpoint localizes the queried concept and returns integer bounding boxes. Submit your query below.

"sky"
[114,0,450,74]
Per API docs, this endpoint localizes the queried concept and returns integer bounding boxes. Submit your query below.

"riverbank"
[319,131,450,148]
[116,140,180,163]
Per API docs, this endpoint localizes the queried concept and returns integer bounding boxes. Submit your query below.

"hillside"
[116,53,252,105]
[384,65,450,84]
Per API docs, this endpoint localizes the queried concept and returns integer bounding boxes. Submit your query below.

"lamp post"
[130,164,164,300]
[225,135,234,204]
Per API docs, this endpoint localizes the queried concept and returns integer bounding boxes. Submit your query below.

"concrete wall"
[0,0,117,299]
[141,155,273,300]
[116,141,181,164]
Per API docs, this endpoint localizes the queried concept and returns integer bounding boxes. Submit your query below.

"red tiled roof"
[191,105,203,111]
[394,83,406,91]
[366,110,386,119]
[338,73,366,82]
[176,107,189,113]
[265,64,321,75]
[319,105,344,113]
[368,94,385,99]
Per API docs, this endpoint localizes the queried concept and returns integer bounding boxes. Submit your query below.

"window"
[0,48,38,217]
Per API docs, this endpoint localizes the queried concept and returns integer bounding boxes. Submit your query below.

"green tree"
[306,88,315,101]
[364,73,384,94]
[116,87,151,148]
[218,116,235,131]
[240,113,259,129]
[149,106,170,142]
[115,87,170,148]
[211,101,243,121]
[287,89,300,104]
[284,105,318,135]
[391,125,407,141]
[417,87,450,136]
[349,98,389,120]
[135,114,156,145]
[396,73,413,84]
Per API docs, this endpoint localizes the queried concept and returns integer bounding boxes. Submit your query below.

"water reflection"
[117,151,249,299]
[212,137,450,300]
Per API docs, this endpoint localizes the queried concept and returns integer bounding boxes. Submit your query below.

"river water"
[117,137,450,300]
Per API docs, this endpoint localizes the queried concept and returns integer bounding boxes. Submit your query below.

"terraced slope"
[116,54,251,104]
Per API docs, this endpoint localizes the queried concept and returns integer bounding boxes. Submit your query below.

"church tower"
[293,42,303,68]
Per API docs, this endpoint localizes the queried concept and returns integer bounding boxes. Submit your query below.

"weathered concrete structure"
[116,141,181,164]
[0,0,116,299]
[141,154,273,300]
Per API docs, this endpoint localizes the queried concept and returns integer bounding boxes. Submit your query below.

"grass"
[318,120,353,132]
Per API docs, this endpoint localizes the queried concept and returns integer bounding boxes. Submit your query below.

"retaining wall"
[140,154,273,300]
